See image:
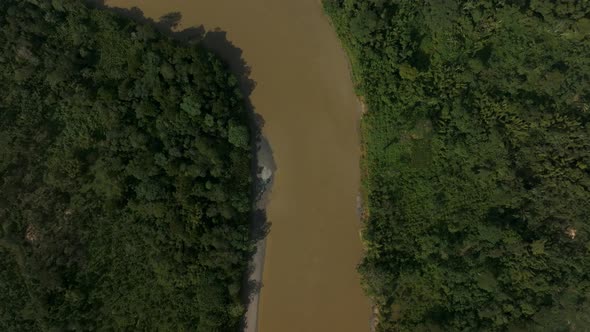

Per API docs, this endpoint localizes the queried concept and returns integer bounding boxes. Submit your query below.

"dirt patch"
[25,224,39,243]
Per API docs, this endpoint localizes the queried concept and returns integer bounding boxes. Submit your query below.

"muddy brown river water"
[105,1,370,331]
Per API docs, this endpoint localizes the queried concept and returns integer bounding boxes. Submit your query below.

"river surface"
[105,1,370,331]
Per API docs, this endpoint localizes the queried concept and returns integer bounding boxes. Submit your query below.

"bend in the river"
[104,1,370,331]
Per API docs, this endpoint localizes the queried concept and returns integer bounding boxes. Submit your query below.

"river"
[104,1,370,331]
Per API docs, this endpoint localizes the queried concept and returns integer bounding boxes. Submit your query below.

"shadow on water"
[87,2,275,331]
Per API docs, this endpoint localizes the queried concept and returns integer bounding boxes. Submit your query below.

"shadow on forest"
[87,2,275,330]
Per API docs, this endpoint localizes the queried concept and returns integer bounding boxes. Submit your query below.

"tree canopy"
[326,1,590,331]
[0,0,252,330]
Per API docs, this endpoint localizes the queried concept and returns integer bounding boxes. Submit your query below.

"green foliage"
[0,0,252,330]
[326,0,590,331]
[228,122,250,149]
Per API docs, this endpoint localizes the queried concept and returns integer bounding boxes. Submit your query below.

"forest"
[0,0,253,330]
[325,0,590,331]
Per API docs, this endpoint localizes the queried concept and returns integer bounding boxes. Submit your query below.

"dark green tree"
[0,0,253,330]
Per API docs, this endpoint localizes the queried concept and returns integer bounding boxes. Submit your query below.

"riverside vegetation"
[0,0,253,330]
[325,0,590,331]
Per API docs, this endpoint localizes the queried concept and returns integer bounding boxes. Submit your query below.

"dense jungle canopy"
[326,0,590,331]
[0,0,252,330]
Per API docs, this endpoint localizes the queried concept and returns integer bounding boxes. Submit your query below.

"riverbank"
[321,3,378,331]
[242,135,275,332]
